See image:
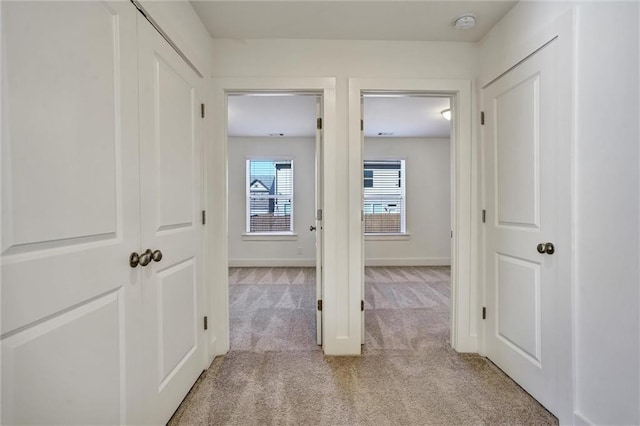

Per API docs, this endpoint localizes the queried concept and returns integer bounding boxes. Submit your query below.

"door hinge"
[317,117,322,130]
[361,300,364,311]
[480,111,485,125]
[482,307,486,320]
[201,103,205,118]
[204,316,208,330]
[482,209,486,223]
[317,209,323,221]
[361,210,364,222]
[201,210,206,225]
[360,119,364,131]
[317,300,323,311]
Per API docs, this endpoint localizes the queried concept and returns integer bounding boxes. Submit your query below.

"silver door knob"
[129,252,140,268]
[309,225,316,231]
[139,249,153,267]
[151,249,163,262]
[536,242,555,255]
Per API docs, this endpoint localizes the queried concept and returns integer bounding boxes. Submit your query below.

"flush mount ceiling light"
[454,14,476,31]
[441,108,451,121]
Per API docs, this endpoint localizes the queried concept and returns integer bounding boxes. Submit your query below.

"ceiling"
[190,1,517,43]
[227,94,451,138]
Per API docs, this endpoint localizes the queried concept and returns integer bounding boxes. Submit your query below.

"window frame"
[245,157,295,235]
[363,158,407,235]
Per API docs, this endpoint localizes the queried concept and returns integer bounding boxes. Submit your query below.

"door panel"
[483,39,559,414]
[496,254,541,364]
[158,259,197,384]
[156,58,197,229]
[495,75,540,228]
[1,2,139,424]
[131,14,204,424]
[2,292,123,424]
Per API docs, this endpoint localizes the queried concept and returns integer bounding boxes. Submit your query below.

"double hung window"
[363,160,406,234]
[246,159,293,233]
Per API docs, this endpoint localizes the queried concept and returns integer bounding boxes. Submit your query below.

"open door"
[360,94,366,345]
[315,97,324,345]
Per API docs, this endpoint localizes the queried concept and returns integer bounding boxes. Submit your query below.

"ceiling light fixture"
[454,14,476,31]
[441,108,451,121]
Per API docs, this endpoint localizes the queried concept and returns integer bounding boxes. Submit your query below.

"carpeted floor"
[169,266,557,425]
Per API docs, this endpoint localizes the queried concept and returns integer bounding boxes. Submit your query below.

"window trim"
[245,157,294,234]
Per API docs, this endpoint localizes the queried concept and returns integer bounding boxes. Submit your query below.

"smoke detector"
[454,14,476,31]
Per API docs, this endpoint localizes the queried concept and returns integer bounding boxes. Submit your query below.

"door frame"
[348,78,477,352]
[207,78,336,360]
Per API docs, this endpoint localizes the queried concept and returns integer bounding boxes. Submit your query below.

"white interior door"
[129,14,205,424]
[360,95,365,345]
[482,40,560,414]
[1,2,139,424]
[315,97,323,345]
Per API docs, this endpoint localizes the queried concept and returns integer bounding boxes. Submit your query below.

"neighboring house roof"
[249,179,271,192]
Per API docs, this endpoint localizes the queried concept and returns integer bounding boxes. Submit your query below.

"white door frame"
[348,78,477,352]
[207,78,336,359]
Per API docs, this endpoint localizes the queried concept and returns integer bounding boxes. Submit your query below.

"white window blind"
[246,159,293,233]
[363,160,405,234]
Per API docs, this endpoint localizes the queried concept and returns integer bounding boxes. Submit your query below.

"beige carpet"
[169,266,557,425]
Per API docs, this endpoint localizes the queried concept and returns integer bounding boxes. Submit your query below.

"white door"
[482,39,560,414]
[1,2,139,424]
[128,14,206,424]
[360,95,365,345]
[315,97,323,345]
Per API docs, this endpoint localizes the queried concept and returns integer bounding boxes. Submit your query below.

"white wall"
[211,39,477,354]
[364,138,451,266]
[573,3,639,425]
[227,137,316,266]
[480,2,640,424]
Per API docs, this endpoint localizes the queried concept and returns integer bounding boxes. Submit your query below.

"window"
[246,159,293,233]
[363,160,405,234]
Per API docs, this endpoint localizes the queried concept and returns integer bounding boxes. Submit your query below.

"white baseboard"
[364,257,451,267]
[228,258,316,267]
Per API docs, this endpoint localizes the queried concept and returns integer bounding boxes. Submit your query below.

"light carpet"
[169,266,557,425]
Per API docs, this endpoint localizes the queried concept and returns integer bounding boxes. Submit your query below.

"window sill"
[365,233,411,241]
[242,233,298,241]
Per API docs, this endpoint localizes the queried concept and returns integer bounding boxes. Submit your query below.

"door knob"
[536,242,555,255]
[129,252,140,268]
[309,225,316,231]
[151,249,163,262]
[139,249,153,267]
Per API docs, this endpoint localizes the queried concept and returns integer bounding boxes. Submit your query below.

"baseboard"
[228,258,316,267]
[364,257,451,267]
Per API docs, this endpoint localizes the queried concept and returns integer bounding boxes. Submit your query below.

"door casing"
[349,79,476,352]
[208,78,336,356]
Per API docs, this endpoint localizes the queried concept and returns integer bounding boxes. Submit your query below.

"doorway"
[224,92,324,351]
[348,78,475,353]
[360,94,453,348]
